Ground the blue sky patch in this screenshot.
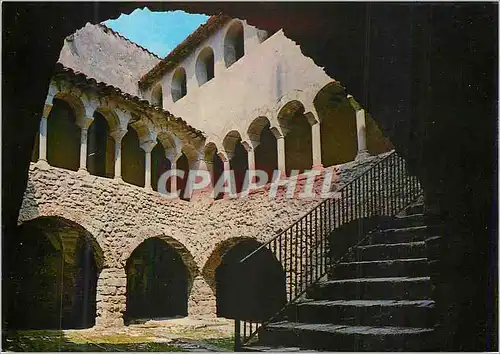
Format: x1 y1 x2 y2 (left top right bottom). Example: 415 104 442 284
105 8 209 57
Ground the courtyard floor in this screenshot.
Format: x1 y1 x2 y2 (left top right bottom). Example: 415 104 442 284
2 317 235 352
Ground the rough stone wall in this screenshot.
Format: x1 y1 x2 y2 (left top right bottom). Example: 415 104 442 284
58 23 160 96
18 152 392 326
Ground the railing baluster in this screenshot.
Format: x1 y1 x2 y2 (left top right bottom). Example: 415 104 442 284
317 205 321 279
294 223 298 298
382 158 386 214
300 218 304 293
311 209 315 282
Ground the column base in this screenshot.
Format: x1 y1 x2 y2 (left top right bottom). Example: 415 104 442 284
114 176 123 182
35 159 50 170
77 168 90 175
355 150 371 161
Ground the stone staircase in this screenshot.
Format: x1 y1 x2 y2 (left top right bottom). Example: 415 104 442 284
242 203 436 351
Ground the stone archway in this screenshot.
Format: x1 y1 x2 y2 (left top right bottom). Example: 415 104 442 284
122 126 145 187
248 116 278 183
5 216 104 330
87 109 115 178
125 237 190 322
203 237 286 321
47 97 82 171
223 130 248 194
278 100 313 176
123 232 199 323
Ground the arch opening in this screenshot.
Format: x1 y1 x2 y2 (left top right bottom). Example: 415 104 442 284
171 67 187 102
223 131 248 194
249 117 278 183
176 152 190 201
122 126 145 187
5 217 102 330
231 139 249 194
314 82 393 166
151 139 171 192
224 21 245 68
47 98 81 171
204 143 224 200
151 83 163 109
125 237 190 323
196 47 215 86
278 101 313 176
87 110 115 178
210 238 286 321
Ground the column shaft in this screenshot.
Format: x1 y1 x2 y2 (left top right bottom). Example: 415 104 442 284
276 136 286 175
170 159 177 194
38 116 48 162
114 140 123 180
247 148 256 183
311 122 322 168
79 128 89 172
355 109 370 160
144 151 152 191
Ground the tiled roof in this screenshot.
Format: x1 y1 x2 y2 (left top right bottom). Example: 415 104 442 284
96 23 161 60
139 14 232 89
53 62 206 139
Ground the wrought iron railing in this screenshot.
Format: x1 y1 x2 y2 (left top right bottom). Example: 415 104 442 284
233 151 422 350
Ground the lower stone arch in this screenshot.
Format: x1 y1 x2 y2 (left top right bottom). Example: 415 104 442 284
5 216 104 330
123 232 199 323
202 237 286 321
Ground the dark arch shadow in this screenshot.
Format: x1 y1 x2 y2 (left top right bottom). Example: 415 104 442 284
5 216 104 330
211 238 286 321
124 237 193 324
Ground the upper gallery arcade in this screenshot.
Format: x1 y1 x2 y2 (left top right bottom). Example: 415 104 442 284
31 15 392 198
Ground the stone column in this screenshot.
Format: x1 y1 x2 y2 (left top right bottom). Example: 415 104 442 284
187 275 217 318
219 152 234 198
276 135 286 176
95 268 127 328
110 128 127 181
166 152 181 196
140 140 157 191
37 104 53 166
355 108 370 160
347 94 370 161
311 122 323 168
243 140 259 184
190 157 213 200
78 117 94 173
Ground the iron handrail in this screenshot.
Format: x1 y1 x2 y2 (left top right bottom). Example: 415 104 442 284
240 150 397 264
234 151 422 350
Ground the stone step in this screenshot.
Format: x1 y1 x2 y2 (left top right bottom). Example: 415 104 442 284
402 203 424 216
367 226 429 245
345 241 427 262
328 258 429 280
392 214 425 228
307 277 431 301
258 321 435 351
287 299 435 328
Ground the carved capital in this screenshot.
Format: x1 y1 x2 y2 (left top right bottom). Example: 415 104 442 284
43 104 53 118
241 139 260 152
110 128 128 142
78 116 94 130
140 140 157 153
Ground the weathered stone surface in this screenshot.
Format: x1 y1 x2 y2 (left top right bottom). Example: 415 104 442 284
18 153 392 326
59 23 160 96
